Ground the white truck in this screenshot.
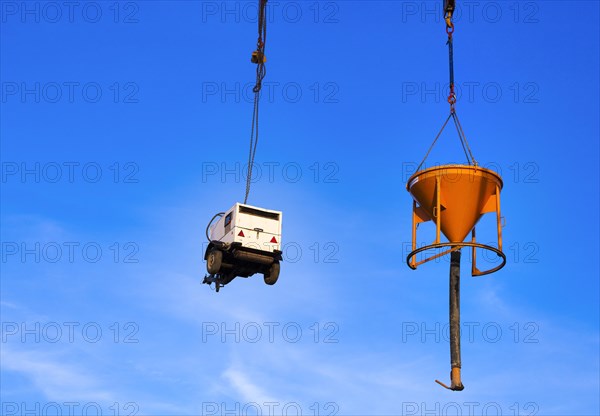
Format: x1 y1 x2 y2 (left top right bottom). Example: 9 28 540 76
203 203 282 291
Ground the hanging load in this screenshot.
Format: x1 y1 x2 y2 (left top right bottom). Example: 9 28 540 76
405 0 506 391
203 204 282 292
203 0 282 292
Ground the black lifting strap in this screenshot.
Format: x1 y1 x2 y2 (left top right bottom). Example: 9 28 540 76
244 0 268 204
445 0 456 111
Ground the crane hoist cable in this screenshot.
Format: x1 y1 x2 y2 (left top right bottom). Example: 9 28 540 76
244 0 268 204
416 0 477 172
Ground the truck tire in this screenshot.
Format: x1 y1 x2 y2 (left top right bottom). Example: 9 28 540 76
207 249 223 274
264 261 280 285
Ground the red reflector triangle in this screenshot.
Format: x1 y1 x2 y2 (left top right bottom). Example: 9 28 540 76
270 237 278 243
238 230 245 237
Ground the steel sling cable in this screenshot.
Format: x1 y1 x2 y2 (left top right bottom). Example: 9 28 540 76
244 0 268 204
417 113 453 172
452 112 477 165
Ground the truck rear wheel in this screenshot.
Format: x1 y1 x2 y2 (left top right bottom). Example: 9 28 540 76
264 261 280 285
207 249 223 274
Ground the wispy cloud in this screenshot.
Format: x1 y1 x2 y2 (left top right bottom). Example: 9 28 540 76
222 366 279 404
1 346 113 403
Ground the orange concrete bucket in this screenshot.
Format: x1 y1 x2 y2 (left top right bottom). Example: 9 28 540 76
406 164 506 276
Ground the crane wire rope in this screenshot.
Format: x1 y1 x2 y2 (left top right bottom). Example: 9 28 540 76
244 0 268 204
204 1 267 249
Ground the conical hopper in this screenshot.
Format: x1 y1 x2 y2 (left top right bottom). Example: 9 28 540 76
407 165 503 243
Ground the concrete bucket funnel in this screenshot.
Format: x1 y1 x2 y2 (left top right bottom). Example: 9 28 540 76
406 164 506 276
407 165 502 243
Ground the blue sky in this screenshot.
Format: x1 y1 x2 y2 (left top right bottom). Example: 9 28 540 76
1 1 599 415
